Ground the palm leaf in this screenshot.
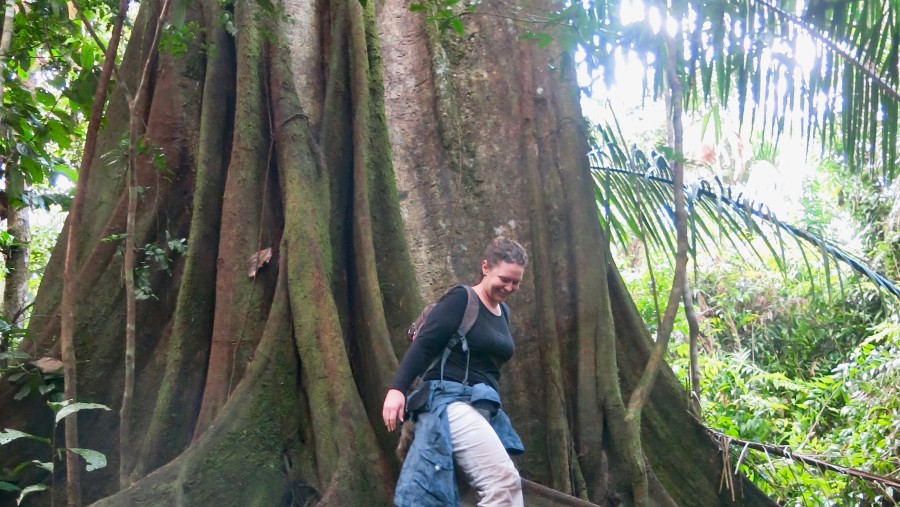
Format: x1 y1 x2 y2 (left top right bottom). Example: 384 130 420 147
592 162 900 299
557 0 900 179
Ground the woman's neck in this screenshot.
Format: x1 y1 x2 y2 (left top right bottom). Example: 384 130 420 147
473 283 501 315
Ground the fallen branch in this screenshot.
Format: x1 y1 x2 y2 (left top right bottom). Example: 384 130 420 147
521 479 602 507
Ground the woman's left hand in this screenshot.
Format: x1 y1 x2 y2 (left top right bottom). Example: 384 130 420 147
382 389 406 432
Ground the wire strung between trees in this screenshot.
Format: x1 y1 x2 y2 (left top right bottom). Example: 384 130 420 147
708 428 900 491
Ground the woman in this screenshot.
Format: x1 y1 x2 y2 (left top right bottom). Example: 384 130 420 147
382 236 528 507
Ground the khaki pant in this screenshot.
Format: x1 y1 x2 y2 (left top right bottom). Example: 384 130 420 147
448 402 524 506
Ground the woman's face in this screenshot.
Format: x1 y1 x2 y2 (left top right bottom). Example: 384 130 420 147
481 260 525 304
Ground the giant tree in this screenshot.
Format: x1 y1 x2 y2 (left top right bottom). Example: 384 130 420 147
0 0 784 504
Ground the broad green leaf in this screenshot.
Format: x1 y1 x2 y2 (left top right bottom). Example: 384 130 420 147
79 45 95 70
0 482 19 492
54 402 111 423
28 461 53 472
0 428 48 446
13 384 31 401
17 484 48 505
0 351 31 360
34 89 56 107
69 448 107 471
46 120 73 148
53 162 78 182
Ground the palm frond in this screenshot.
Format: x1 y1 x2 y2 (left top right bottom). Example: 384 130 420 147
591 159 900 299
563 0 900 179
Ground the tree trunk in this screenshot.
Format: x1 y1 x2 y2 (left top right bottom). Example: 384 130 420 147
0 0 777 505
2 172 29 328
1 0 29 335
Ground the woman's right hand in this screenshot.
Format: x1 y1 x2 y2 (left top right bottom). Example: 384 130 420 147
382 389 406 432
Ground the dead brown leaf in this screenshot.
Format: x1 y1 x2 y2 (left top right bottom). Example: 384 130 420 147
32 357 64 373
247 248 273 278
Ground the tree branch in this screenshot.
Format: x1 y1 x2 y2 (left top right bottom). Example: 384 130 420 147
121 0 173 487
683 277 701 416
57 0 131 500
626 31 689 420
72 0 133 105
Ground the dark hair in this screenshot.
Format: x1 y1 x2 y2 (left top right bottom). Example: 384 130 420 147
483 236 528 268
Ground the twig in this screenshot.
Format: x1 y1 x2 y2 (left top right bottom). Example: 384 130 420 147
11 301 35 325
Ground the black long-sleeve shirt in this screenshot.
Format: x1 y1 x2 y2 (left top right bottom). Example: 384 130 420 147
389 286 515 392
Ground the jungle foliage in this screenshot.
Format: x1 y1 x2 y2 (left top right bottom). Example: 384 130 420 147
2 0 900 504
570 1 900 497
613 167 900 505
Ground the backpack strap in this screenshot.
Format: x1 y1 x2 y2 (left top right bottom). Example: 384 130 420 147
440 285 478 385
457 285 480 340
423 285 479 385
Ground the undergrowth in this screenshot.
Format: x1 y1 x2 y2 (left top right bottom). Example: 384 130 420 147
618 248 900 505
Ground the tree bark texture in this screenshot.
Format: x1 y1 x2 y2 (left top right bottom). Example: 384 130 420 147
0 0 778 505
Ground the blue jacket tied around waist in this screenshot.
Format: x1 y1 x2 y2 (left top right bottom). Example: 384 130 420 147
393 380 524 507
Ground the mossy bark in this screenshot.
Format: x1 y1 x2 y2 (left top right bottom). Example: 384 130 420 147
0 0 779 505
